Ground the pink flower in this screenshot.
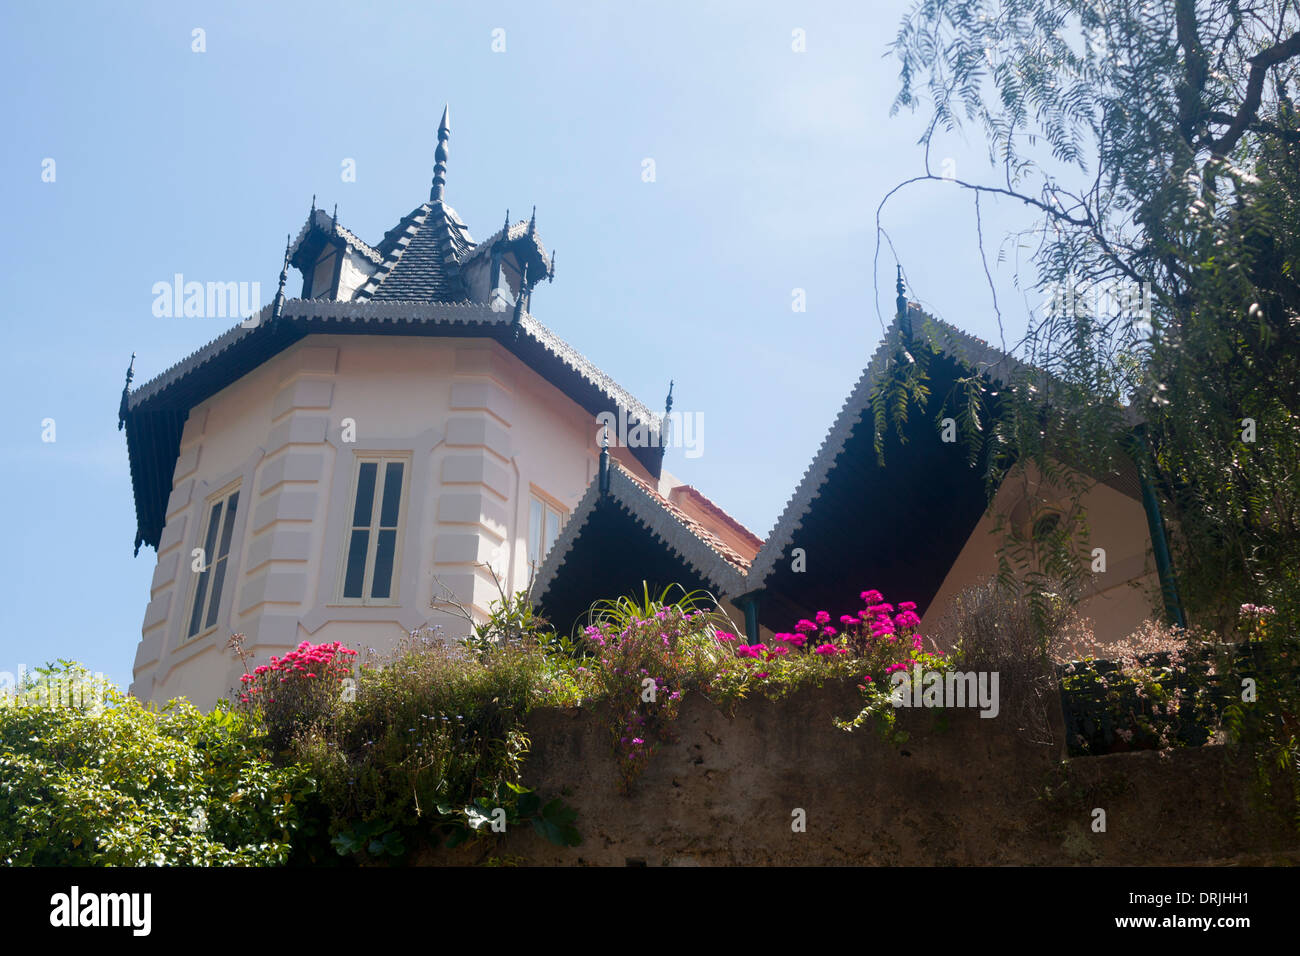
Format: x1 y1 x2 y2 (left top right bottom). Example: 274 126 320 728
794 619 817 634
861 590 883 604
815 611 831 625
814 644 838 656
899 601 917 612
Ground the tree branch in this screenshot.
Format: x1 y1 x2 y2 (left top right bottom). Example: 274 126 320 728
1208 30 1300 153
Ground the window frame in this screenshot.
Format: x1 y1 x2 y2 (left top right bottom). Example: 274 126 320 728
182 481 242 643
336 453 411 606
527 490 567 572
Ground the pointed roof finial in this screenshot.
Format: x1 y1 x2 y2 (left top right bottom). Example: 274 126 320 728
431 104 451 201
311 194 316 215
528 205 537 236
896 264 912 341
331 203 338 227
511 262 530 335
117 352 136 431
662 379 675 448
272 233 291 327
548 249 556 283
599 423 611 496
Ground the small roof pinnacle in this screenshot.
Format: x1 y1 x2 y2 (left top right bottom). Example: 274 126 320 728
431 103 451 201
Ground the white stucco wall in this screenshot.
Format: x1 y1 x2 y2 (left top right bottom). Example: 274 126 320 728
130 335 623 709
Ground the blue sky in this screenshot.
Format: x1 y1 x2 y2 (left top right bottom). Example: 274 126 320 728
0 1 1044 694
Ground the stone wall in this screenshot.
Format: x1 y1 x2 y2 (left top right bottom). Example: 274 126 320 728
417 679 1300 865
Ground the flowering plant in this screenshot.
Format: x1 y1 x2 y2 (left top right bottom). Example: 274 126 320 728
708 589 948 741
576 585 733 790
234 639 359 750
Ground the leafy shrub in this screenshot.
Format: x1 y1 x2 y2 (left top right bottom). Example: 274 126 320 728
238 629 579 860
0 663 310 866
1218 605 1300 827
937 577 1084 744
1059 619 1210 754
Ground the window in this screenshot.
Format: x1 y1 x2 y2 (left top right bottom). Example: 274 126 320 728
340 457 408 603
187 486 240 639
528 494 565 570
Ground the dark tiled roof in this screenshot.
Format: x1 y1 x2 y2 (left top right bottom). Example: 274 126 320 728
357 201 476 302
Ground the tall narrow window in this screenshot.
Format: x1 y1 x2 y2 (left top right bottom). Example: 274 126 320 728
340 456 408 603
528 494 565 570
187 486 240 639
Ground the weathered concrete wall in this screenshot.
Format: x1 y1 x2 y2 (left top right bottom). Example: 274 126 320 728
418 679 1300 866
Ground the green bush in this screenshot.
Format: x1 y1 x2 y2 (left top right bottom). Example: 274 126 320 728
0 663 312 866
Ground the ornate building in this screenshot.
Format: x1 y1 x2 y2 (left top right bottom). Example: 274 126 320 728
120 108 755 707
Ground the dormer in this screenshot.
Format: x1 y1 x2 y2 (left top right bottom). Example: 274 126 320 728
460 207 554 310
287 204 383 302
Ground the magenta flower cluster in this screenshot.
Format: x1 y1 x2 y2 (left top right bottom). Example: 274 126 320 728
237 639 358 705
716 588 936 690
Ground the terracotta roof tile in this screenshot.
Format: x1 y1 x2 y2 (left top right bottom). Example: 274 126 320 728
618 467 752 575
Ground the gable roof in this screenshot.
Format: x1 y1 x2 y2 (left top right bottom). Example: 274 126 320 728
747 307 1013 591
531 464 752 634
288 207 384 269
122 301 665 553
743 306 1147 630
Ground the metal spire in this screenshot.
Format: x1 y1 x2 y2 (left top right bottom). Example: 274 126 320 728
662 379 675 449
272 234 291 327
511 261 530 337
599 424 611 496
548 249 556 283
331 203 338 228
896 264 910 338
528 205 537 236
431 104 451 201
117 352 136 431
